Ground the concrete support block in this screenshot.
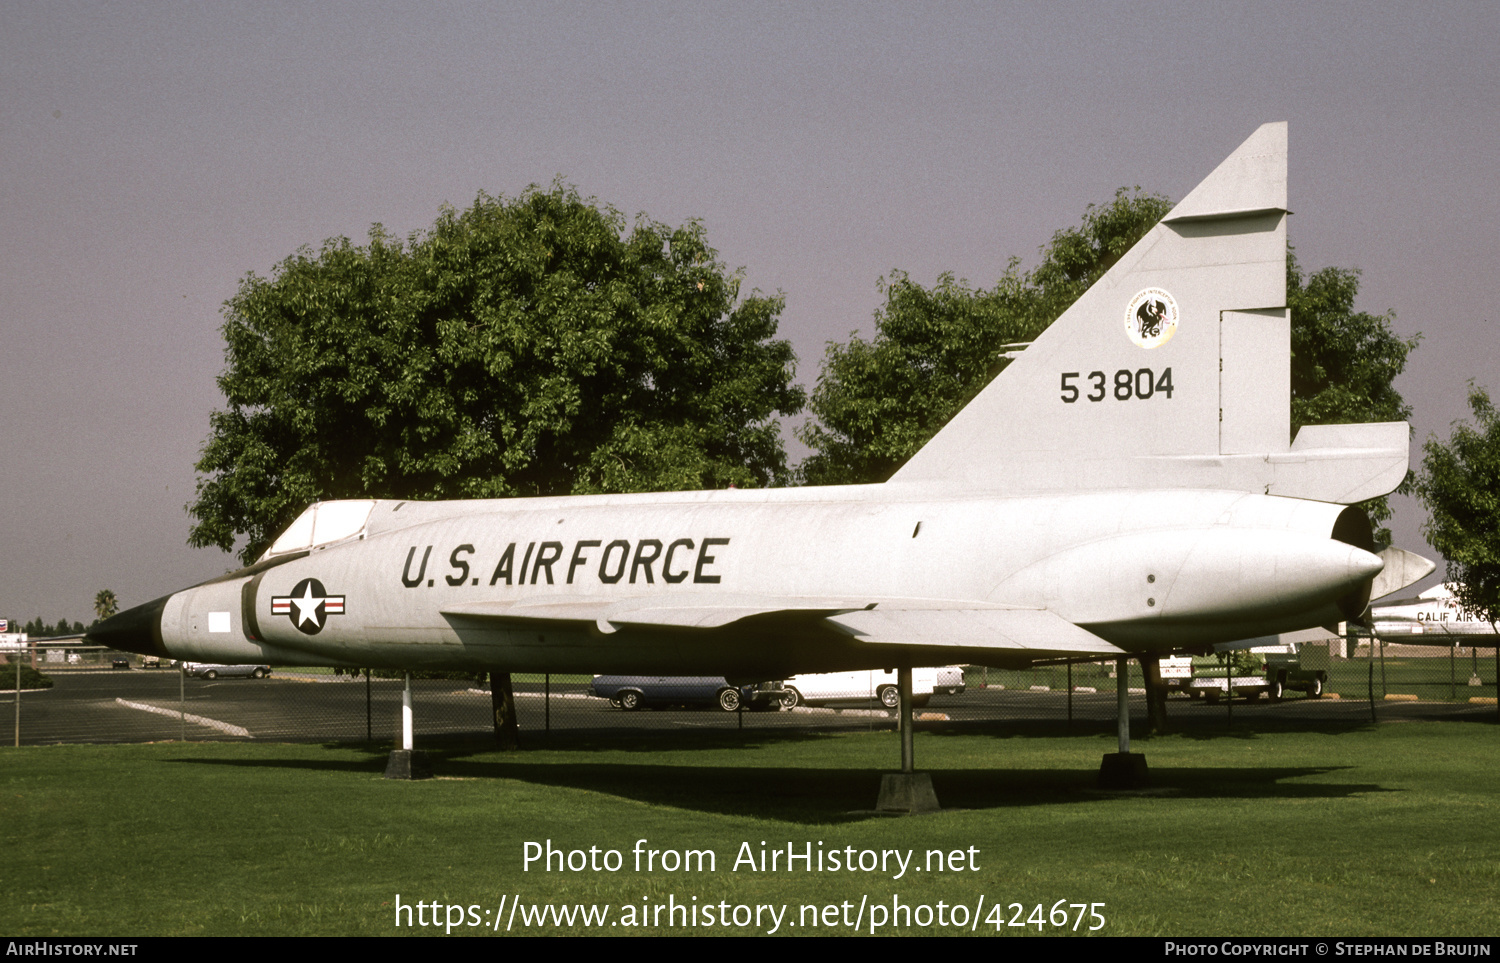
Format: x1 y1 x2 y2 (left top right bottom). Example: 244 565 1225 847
876 772 940 813
384 749 432 780
1098 752 1149 789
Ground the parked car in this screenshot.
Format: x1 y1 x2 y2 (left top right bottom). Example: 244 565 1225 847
589 675 787 712
781 668 937 709
182 662 271 680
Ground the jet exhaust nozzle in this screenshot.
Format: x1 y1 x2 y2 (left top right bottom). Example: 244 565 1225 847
1331 506 1380 622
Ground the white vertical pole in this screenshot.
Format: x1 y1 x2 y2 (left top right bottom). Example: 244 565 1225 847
402 673 414 751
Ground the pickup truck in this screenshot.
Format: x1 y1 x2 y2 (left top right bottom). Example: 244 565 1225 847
1161 644 1327 701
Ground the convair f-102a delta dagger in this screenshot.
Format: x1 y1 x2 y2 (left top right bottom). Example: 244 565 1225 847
91 124 1412 702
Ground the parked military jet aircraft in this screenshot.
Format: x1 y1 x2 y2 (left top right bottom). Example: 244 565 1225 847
1372 584 1498 640
90 123 1412 681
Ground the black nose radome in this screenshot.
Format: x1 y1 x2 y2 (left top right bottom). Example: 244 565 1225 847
85 595 170 657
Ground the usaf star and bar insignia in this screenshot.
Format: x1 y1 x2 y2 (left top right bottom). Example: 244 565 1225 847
270 578 346 635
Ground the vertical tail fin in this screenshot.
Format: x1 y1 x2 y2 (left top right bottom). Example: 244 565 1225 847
891 123 1299 491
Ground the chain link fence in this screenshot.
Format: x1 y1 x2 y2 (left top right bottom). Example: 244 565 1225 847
3 640 1497 748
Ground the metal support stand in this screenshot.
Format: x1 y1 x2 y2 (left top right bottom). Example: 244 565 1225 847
899 665 914 773
1099 656 1148 788
402 674 413 750
1225 651 1234 728
1117 656 1129 753
385 673 431 779
490 671 520 750
876 666 939 813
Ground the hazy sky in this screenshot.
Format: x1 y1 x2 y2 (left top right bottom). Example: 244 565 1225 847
2 2 1496 622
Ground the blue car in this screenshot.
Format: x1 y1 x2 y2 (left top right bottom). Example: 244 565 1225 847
589 675 787 712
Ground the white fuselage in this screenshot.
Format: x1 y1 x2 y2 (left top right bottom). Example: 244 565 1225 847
154 484 1379 677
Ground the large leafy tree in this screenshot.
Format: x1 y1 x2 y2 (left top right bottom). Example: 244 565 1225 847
797 188 1174 486
795 269 1040 486
1417 386 1500 627
190 183 804 565
1288 252 1420 543
798 192 1419 544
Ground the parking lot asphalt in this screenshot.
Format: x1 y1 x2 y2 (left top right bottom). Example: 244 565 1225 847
1 669 1494 747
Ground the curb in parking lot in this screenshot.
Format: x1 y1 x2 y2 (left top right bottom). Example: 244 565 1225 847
115 698 252 738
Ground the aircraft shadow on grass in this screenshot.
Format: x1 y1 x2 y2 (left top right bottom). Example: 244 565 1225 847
165 745 1392 823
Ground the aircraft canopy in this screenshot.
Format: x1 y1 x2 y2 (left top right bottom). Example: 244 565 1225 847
264 500 375 558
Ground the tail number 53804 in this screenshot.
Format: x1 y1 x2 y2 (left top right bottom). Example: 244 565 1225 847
1060 369 1173 403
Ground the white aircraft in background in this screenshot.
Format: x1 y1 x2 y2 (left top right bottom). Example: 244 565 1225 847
90 123 1422 682
1372 584 1498 640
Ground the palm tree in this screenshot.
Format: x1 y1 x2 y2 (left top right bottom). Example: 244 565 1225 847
93 590 118 622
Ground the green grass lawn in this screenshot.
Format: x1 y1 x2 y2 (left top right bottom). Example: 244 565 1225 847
3 722 1498 936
